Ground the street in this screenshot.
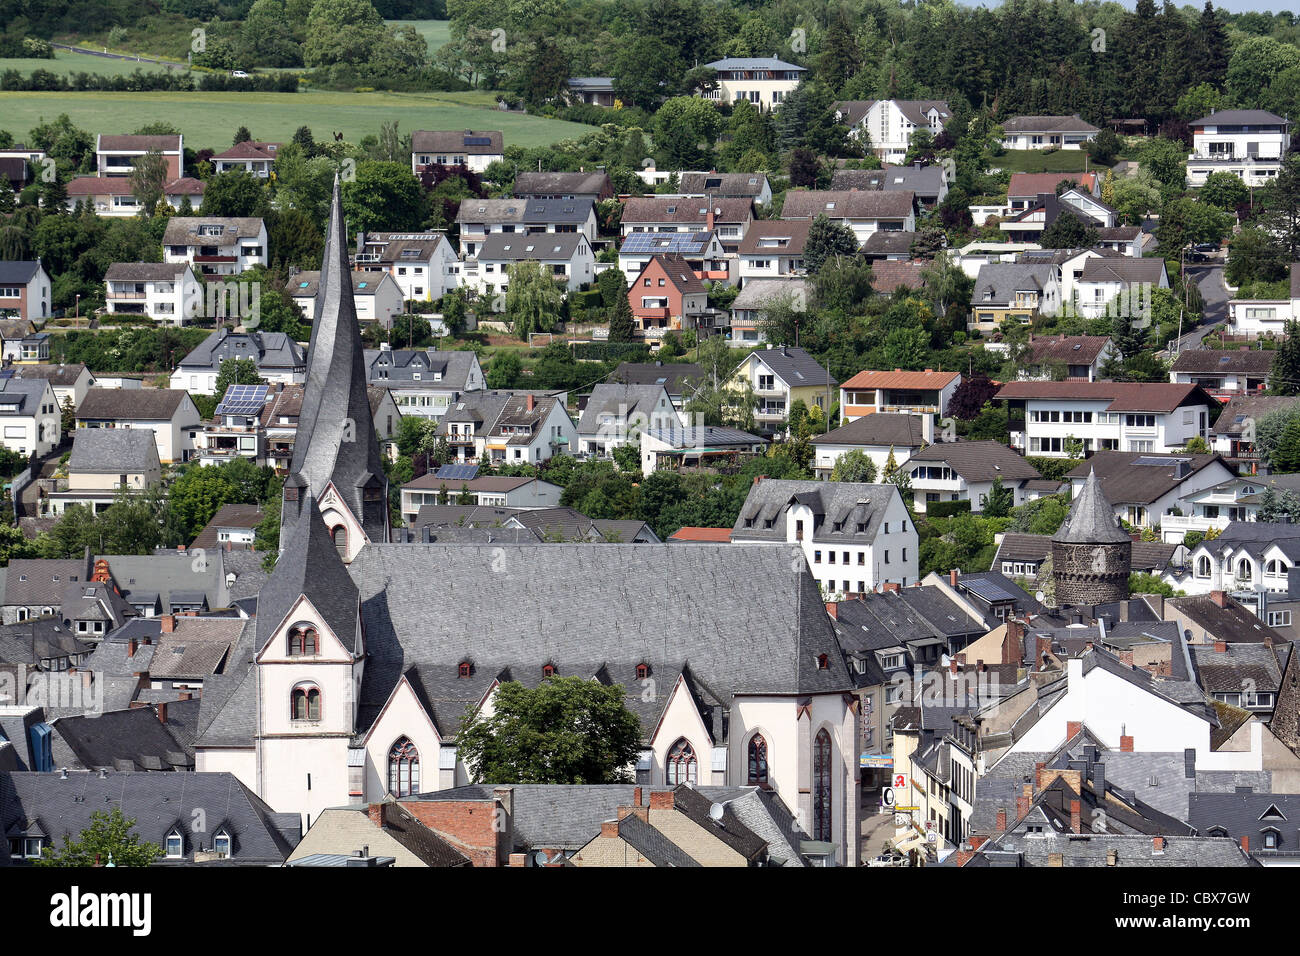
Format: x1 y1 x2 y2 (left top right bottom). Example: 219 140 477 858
1169 262 1228 356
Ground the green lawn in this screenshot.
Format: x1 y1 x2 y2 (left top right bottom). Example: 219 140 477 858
1 48 186 78
0 89 590 152
992 149 1108 174
387 19 453 52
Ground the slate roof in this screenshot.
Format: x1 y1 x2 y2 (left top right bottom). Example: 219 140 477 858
621 197 754 225
512 171 612 197
877 164 946 197
1053 470 1129 543
907 440 1042 483
176 329 306 374
1078 256 1167 284
1172 349 1275 375
103 262 188 282
0 619 91 666
1212 395 1300 436
994 381 1218 413
1001 114 1100 134
677 172 768 199
1189 109 1288 126
576 383 671 434
457 196 594 225
0 770 299 864
731 479 898 545
1187 791 1300 856
411 130 503 155
704 57 807 71
781 190 915 220
2 559 89 608
643 425 765 448
730 278 809 311
162 217 264 246
608 362 704 398
475 233 588 262
1026 335 1111 366
811 413 929 448
1189 642 1284 696
76 388 193 421
68 428 159 475
50 700 199 771
11 364 89 390
190 503 266 552
1064 451 1228 506
745 346 837 388
0 261 41 285
1168 595 1284 646
0 377 51 416
365 348 479 390
971 263 1055 304
97 134 181 152
996 533 1176 573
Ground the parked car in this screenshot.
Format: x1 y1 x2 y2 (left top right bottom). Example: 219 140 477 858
1192 242 1220 254
232 70 250 78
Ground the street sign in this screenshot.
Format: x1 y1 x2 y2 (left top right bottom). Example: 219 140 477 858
926 830 937 844
893 773 909 792
860 754 894 769
881 788 896 808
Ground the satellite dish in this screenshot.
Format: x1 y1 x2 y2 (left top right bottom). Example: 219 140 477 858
1035 591 1046 603
708 802 725 824
533 850 548 866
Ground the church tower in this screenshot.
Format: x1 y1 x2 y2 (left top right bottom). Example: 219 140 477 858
280 175 389 561
1052 469 1132 607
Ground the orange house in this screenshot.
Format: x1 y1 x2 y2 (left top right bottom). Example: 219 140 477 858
628 255 710 334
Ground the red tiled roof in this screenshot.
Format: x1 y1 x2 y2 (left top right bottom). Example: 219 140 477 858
994 380 1218 413
668 527 733 542
869 259 927 293
1007 171 1098 198
842 368 960 390
212 141 279 161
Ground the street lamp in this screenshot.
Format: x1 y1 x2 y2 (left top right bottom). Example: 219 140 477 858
75 294 80 327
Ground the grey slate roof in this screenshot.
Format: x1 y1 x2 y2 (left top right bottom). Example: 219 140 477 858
781 189 915 220
162 217 264 246
1053 470 1129 543
175 329 306 374
68 427 159 475
0 377 51 416
1189 109 1288 126
1001 114 1100 134
731 478 898 545
746 346 837 389
258 503 359 656
411 130 503 155
967 831 1253 867
1172 349 1275 375
972 263 1055 305
365 348 479 390
677 172 768 199
512 171 611 198
76 388 193 422
608 362 704 399
811 413 928 448
610 812 702 866
103 262 188 282
577 383 671 435
50 700 199 771
1188 791 1300 856
457 196 594 225
475 233 588 262
2 559 89 608
908 440 1042 483
0 261 41 284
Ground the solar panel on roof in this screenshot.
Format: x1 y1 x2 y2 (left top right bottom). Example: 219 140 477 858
1132 456 1181 467
963 578 1017 602
217 382 270 415
464 137 493 146
435 464 479 481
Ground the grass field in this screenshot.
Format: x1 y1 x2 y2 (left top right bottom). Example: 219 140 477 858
992 149 1108 174
387 19 453 52
1 48 185 77
0 89 591 152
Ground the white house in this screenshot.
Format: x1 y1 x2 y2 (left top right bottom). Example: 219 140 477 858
995 381 1217 457
1074 257 1170 320
834 100 952 164
1160 475 1300 546
456 197 598 257
906 440 1044 514
398 475 563 523
291 270 404 327
575 382 677 457
480 392 576 466
44 427 162 516
411 130 503 174
75 388 203 465
64 176 205 217
169 329 307 395
0 376 60 457
1018 334 1117 382
1170 349 1273 398
103 262 197 325
731 478 919 593
999 115 1100 151
1016 248 1117 309
729 277 807 346
1180 522 1300 595
163 217 268 277
95 133 183 178
810 413 931 480
780 189 916 242
9 364 95 412
999 187 1118 243
699 58 807 111
364 347 485 421
353 231 460 303
210 141 279 178
1226 266 1300 337
1063 450 1236 531
619 198 755 255
1187 110 1291 187
639 425 767 476
838 368 961 422
737 220 811 282
617 231 729 286
461 233 595 295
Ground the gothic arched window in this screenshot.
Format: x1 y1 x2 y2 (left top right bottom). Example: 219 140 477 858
747 734 769 788
813 729 833 842
332 524 348 558
666 738 697 786
288 625 318 657
388 737 420 797
291 684 321 721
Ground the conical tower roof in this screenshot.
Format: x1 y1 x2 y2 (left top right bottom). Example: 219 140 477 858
1052 469 1130 544
281 175 388 549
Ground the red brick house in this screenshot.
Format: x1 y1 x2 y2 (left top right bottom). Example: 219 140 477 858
628 255 709 335
0 260 51 322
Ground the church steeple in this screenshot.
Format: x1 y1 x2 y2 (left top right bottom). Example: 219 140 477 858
280 175 389 555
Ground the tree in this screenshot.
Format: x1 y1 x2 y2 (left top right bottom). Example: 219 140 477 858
1156 197 1231 252
303 0 387 67
456 676 643 784
35 807 161 867
980 476 1014 517
1198 171 1249 213
1258 156 1300 261
804 215 859 273
485 350 522 389
652 97 723 169
882 447 911 502
948 374 999 420
1272 418 1300 474
213 358 263 399
607 291 635 343
1272 321 1300 396
341 161 427 233
1039 211 1098 249
1137 137 1188 200
201 169 267 218
1086 127 1120 166
129 150 170 217
504 261 563 340
830 449 877 483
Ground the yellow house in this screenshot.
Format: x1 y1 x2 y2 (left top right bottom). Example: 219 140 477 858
731 346 838 429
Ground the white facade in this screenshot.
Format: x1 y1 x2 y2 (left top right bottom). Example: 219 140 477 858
163 221 268 277
0 378 60 457
790 490 917 593
1187 112 1290 187
1013 399 1210 457
460 236 596 295
1227 298 1297 338
104 266 197 325
841 100 950 164
699 59 806 111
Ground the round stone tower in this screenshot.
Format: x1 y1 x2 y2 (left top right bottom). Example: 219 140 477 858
1052 469 1132 607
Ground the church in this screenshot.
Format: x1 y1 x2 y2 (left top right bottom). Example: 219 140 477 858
193 180 863 865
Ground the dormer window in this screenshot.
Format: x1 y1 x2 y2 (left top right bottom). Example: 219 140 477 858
458 660 472 678
817 653 830 670
212 829 232 858
542 663 556 678
166 828 184 859
636 662 650 680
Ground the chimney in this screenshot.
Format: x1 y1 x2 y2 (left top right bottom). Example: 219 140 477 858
649 790 675 810
1119 650 1134 666
883 582 900 593
1016 783 1032 818
949 569 958 587
949 658 958 676
1241 835 1249 852
1214 640 1227 653
1211 590 1227 608
157 701 168 724
633 787 642 807
367 803 383 828
1093 762 1105 796
1070 799 1081 834
600 820 619 839
1036 635 1052 667
706 207 715 231
1120 735 1134 752
526 393 535 412
127 639 137 658
995 808 1007 832
825 601 838 620
180 692 193 701
1003 620 1023 664
1047 852 1063 867
160 615 175 633
1152 836 1165 854
1066 720 1082 741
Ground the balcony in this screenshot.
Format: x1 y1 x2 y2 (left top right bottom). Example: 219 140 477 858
106 290 147 300
635 307 670 320
193 255 237 263
1159 512 1230 544
447 434 475 445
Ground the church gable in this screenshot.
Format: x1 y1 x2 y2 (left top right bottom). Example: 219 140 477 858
256 593 357 664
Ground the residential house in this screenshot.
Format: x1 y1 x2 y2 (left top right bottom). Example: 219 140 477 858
0 377 60 458
1165 474 1300 545
563 77 615 107
1006 171 1101 214
737 220 811 282
363 347 484 420
288 804 470 867
404 502 657 545
194 382 272 468
838 368 961 423
1179 523 1300 598
868 260 928 295
352 230 460 303
617 231 729 287
852 162 949 209
638 425 767 476
1225 265 1300 337
1171 349 1273 401
210 140 279 177
729 277 807 345
1187 109 1291 187
480 392 575 466
699 57 807 111
860 231 917 261
103 262 197 325
1016 247 1120 307
952 240 1042 278
1 558 90 625
0 261 50 322
162 217 268 277
995 381 1217 457
731 346 837 430
42 427 160 516
999 115 1100 150
461 233 595 294
1209 394 1300 473
780 189 916 242
411 130 504 174
63 176 205 217
169 329 307 395
677 172 772 207
1019 334 1117 382
968 263 1061 332
1095 226 1146 258
1158 591 1287 648
576 382 677 457
1188 792 1300 861
191 503 266 552
399 475 563 523
9 364 94 412
627 255 711 337
290 269 404 327
731 478 918 593
907 440 1044 514
95 134 183 179
607 362 704 415
512 170 613 203
992 533 1178 582
2 328 49 364
1074 257 1170 320
1000 187 1118 242
811 413 932 480
47 698 200 771
834 100 952 164
1063 450 1236 531
619 198 754 254
75 388 203 465
243 382 403 474
457 197 598 257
